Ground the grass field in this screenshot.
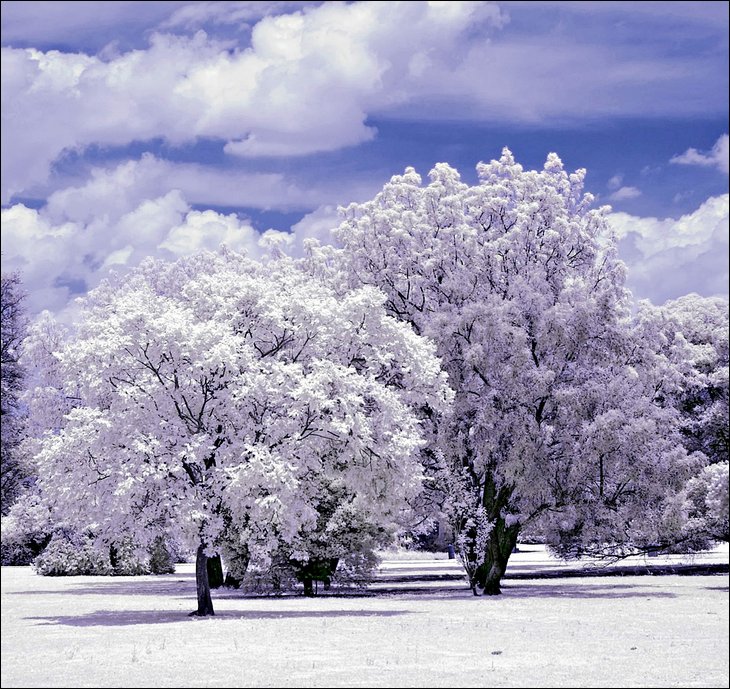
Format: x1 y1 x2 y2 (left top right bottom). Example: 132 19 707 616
1 549 728 688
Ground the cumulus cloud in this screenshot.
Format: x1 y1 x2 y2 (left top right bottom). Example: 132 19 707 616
608 186 642 201
286 205 343 255
41 154 333 219
670 134 729 175
0 159 286 320
609 194 729 304
0 195 277 320
1 2 505 200
159 208 263 256
0 156 348 319
5 0 726 201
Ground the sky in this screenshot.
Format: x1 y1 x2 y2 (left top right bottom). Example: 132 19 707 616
1 0 728 319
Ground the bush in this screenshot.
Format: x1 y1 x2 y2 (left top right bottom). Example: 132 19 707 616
34 531 113 576
0 492 53 565
108 538 150 576
148 537 176 574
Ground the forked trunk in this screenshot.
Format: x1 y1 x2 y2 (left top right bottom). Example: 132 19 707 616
190 543 215 616
459 475 520 596
473 520 520 595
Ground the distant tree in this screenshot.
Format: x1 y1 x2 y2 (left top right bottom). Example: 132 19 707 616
681 462 729 543
30 250 450 614
649 295 728 465
336 149 702 594
632 295 729 547
1 272 28 514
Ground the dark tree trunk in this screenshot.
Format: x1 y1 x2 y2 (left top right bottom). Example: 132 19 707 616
206 554 224 589
294 556 339 596
473 520 520 595
190 543 215 616
458 474 520 596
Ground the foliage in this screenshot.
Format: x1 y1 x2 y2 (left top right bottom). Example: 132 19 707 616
680 461 729 543
148 536 177 575
1 272 28 514
28 250 450 603
33 530 114 576
335 149 702 592
635 295 728 465
0 491 53 565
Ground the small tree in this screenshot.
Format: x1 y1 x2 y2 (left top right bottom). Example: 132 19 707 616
32 250 450 614
336 150 702 594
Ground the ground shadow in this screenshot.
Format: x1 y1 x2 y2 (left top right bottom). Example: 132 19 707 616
499 583 677 599
373 582 682 601
8 575 195 598
10 579 688 602
27 608 411 627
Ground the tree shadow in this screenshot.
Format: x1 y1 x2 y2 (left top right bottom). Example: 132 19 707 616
371 582 682 601
7 575 196 598
499 583 677 599
27 608 411 627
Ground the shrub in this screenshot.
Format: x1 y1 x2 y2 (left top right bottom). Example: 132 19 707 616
33 531 113 576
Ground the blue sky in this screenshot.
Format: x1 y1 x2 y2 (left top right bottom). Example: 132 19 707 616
1 0 728 318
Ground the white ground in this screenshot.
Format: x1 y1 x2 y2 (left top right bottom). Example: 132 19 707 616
1 546 728 688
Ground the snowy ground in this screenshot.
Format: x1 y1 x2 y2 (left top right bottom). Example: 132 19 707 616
1 546 728 688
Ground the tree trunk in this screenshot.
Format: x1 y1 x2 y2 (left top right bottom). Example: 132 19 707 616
190 543 215 616
206 554 224 589
473 520 520 595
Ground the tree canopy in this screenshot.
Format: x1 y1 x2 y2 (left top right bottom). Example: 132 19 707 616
335 149 705 593
30 250 450 613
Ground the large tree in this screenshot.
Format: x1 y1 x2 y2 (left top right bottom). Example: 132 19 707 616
31 250 450 614
1 272 28 514
336 149 702 594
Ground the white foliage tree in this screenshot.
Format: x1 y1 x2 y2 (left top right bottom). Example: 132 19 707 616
633 295 729 545
31 249 450 614
650 295 727 465
336 149 703 594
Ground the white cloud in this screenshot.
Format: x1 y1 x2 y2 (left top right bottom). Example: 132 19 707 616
608 186 642 201
286 205 342 255
1 2 505 200
609 194 729 304
0 158 348 319
0 194 272 319
7 0 725 201
607 174 623 190
160 1 314 30
41 154 340 220
670 134 729 175
159 209 262 256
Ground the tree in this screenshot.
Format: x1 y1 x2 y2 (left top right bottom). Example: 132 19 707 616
1 272 28 514
646 295 728 465
632 295 729 547
32 249 450 614
336 149 702 594
681 462 729 543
